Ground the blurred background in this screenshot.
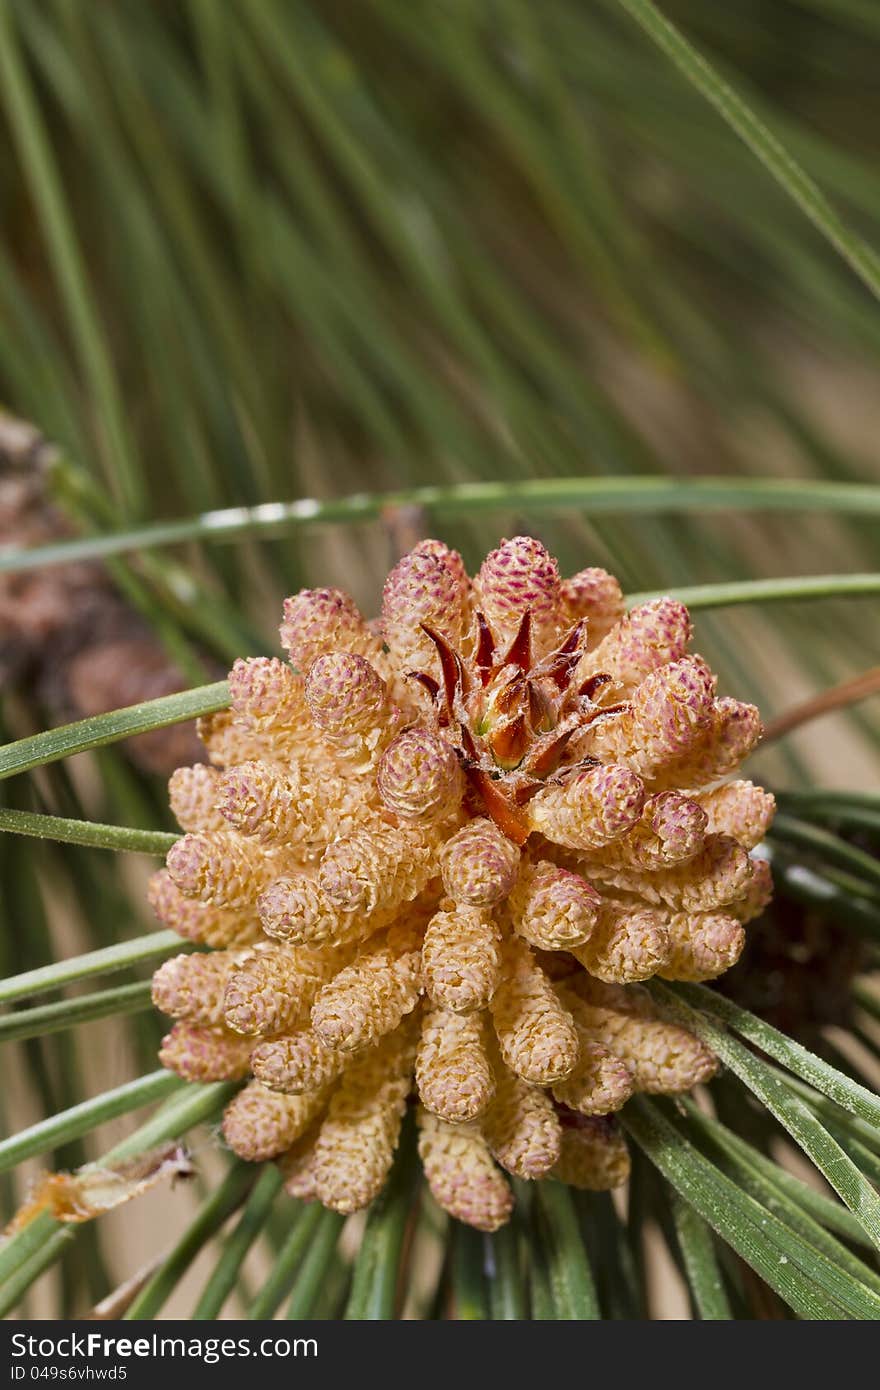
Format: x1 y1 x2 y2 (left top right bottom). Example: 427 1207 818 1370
0 0 878 1315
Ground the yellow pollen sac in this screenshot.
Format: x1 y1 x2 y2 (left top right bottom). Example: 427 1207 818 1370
168 765 225 832
561 986 717 1093
578 834 754 916
600 792 708 872
703 699 764 775
147 870 262 948
490 937 580 1085
559 567 625 648
251 1028 346 1094
150 536 770 1226
527 764 645 852
474 536 561 655
576 597 692 690
417 1109 513 1232
159 1022 253 1083
422 907 502 1013
648 835 755 914
166 831 279 910
507 859 600 951
318 824 440 916
377 727 463 823
480 1064 561 1178
280 587 385 673
305 653 386 750
258 875 342 947
440 818 520 906
415 1006 495 1123
654 698 763 790
381 541 471 682
222 946 304 1037
310 1023 417 1214
257 873 407 949
217 759 298 842
552 1118 631 1190
572 901 671 983
151 950 241 1026
222 1082 331 1162
223 942 345 1037
660 911 746 981
228 656 308 734
311 922 423 1052
578 658 716 778
696 781 776 849
218 758 364 850
551 1043 634 1116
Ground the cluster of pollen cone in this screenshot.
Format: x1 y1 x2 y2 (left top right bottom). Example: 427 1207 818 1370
149 537 774 1231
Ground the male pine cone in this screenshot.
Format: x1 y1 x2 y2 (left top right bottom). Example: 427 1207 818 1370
150 536 773 1231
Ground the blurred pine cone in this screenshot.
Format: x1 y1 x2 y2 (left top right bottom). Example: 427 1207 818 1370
0 412 204 774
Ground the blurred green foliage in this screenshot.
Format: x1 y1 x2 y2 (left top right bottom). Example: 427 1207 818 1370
0 1 876 722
